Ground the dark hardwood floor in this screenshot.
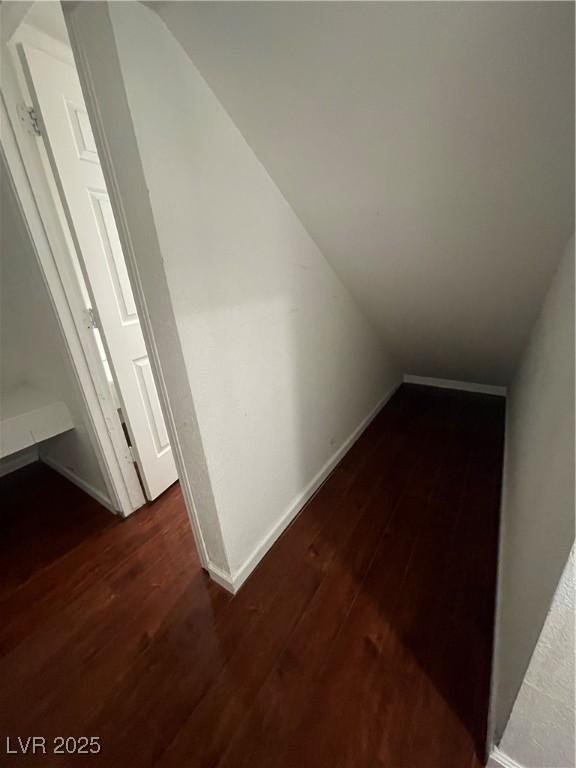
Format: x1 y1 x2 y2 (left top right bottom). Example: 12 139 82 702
0 384 505 768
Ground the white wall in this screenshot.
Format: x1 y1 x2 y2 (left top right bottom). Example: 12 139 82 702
67 1 399 587
496 549 574 768
1 163 111 502
491 237 575 744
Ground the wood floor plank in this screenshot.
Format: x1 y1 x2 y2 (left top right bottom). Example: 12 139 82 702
166 432 413 768
212 391 441 768
268 390 467 768
376 396 479 767
104 402 413 768
0 384 505 768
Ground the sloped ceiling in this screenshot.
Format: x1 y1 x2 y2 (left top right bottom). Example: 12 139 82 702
153 1 574 385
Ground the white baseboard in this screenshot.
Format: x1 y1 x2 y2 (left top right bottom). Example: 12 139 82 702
0 446 39 478
206 562 236 593
210 380 402 594
403 374 507 397
40 454 117 514
487 747 524 768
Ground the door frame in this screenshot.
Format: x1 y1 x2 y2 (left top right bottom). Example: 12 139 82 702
63 5 211 570
1 21 145 516
21 37 179 501
4 10 211 571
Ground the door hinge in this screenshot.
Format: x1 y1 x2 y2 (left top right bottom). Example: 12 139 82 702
18 104 42 137
84 306 100 329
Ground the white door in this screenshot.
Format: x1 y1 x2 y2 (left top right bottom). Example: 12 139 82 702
21 43 178 500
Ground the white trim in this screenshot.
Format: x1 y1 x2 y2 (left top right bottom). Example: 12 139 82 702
1 25 145 516
206 563 236 593
487 747 525 768
0 446 39 478
403 374 507 397
40 454 117 514
64 6 211 568
217 381 401 593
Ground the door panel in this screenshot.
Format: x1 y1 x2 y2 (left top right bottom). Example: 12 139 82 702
133 357 172 455
22 43 178 500
66 98 99 162
89 192 138 323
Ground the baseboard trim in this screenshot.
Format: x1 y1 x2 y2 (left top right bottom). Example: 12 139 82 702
487 747 524 768
212 380 402 594
0 446 39 478
206 562 236 593
40 455 117 514
403 374 507 397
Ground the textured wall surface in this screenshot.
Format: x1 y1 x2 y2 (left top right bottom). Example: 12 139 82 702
491 237 575 740
499 549 575 768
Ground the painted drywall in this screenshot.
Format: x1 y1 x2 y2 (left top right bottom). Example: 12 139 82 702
78 1 399 581
0 163 110 500
497 549 575 768
491 236 575 743
154 1 575 386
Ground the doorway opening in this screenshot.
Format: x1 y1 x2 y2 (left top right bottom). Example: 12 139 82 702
2 3 180 514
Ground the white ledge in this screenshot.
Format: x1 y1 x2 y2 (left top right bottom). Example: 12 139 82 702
0 384 74 459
